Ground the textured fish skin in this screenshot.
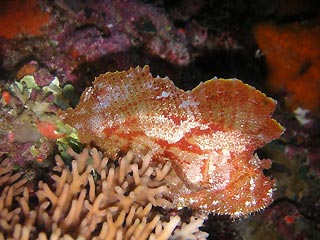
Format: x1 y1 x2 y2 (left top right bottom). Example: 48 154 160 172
62 65 284 217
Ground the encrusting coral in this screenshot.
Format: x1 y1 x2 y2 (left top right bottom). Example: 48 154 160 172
0 147 208 239
63 65 284 217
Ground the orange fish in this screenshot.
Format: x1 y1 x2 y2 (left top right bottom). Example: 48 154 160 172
62 66 284 217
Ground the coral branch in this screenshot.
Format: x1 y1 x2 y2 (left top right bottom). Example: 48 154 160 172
0 148 207 239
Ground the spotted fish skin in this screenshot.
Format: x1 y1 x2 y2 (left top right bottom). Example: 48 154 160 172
62 65 284 217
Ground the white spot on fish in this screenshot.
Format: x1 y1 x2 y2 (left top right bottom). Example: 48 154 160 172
156 91 170 99
179 99 199 108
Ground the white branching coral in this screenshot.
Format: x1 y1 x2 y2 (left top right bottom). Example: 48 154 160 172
0 148 208 239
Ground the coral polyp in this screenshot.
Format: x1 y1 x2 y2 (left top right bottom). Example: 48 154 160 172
62 65 284 217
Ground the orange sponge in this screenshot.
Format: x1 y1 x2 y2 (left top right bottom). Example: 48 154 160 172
253 23 320 111
0 0 50 39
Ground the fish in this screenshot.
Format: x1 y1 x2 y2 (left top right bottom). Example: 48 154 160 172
62 65 284 217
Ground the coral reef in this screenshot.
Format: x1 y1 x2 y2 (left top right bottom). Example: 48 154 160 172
1 1 319 239
62 65 284 217
0 0 194 86
0 75 78 166
233 200 319 239
0 147 208 239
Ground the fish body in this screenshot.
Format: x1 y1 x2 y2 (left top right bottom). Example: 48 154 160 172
62 66 284 217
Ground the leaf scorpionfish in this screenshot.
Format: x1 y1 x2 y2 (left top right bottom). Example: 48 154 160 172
62 65 284 217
